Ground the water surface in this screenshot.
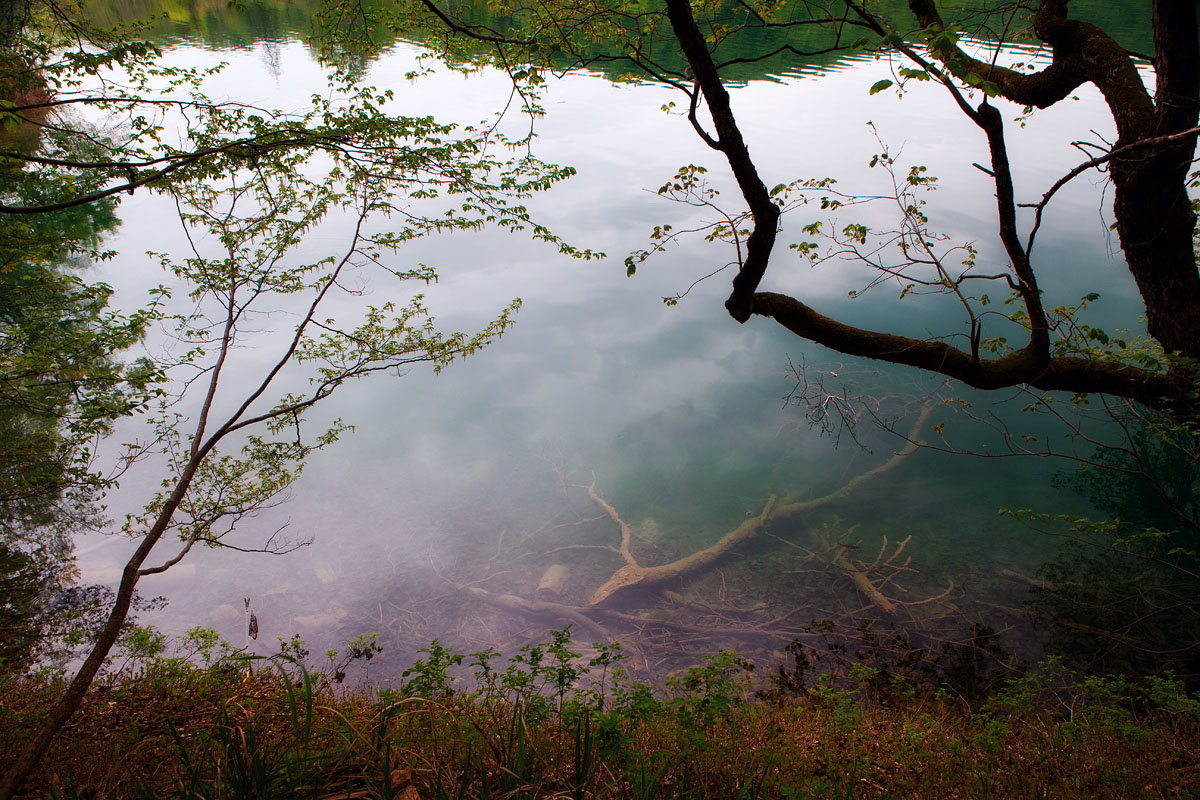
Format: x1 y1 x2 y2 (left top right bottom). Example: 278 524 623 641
72 2 1157 679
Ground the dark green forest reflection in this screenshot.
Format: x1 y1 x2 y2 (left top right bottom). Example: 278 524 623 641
1030 419 1200 682
84 0 319 46
85 0 1157 81
0 144 160 670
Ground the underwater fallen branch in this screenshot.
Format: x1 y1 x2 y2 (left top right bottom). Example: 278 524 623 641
452 406 956 670
465 587 809 645
999 569 1046 588
829 542 900 615
464 587 614 643
809 527 956 616
587 405 934 606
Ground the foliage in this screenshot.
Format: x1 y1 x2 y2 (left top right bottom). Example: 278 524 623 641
0 134 164 672
1018 519 1200 685
0 628 1197 799
1055 417 1200 537
993 407 1200 686
770 618 1015 709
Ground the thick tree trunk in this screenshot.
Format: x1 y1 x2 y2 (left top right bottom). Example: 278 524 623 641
1113 0 1200 363
1111 154 1200 362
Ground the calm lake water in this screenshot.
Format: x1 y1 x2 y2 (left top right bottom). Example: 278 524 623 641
73 1 1158 678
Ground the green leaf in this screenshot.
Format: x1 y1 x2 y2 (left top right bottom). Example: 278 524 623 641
869 79 894 95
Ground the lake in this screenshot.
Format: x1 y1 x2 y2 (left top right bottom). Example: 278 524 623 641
72 0 1159 681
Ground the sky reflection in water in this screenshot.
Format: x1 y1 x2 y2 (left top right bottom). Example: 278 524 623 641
74 29 1149 677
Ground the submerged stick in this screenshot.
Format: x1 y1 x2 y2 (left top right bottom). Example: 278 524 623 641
828 546 899 615
583 478 638 567
999 569 1044 588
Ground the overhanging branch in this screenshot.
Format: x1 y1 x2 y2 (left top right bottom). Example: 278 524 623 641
751 291 1186 409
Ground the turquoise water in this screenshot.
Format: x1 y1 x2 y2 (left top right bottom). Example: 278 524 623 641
69 4 1158 677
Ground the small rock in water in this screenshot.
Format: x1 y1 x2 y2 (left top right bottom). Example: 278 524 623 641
536 564 570 600
294 607 348 629
209 603 241 627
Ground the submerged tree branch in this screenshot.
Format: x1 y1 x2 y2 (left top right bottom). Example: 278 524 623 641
586 406 931 606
